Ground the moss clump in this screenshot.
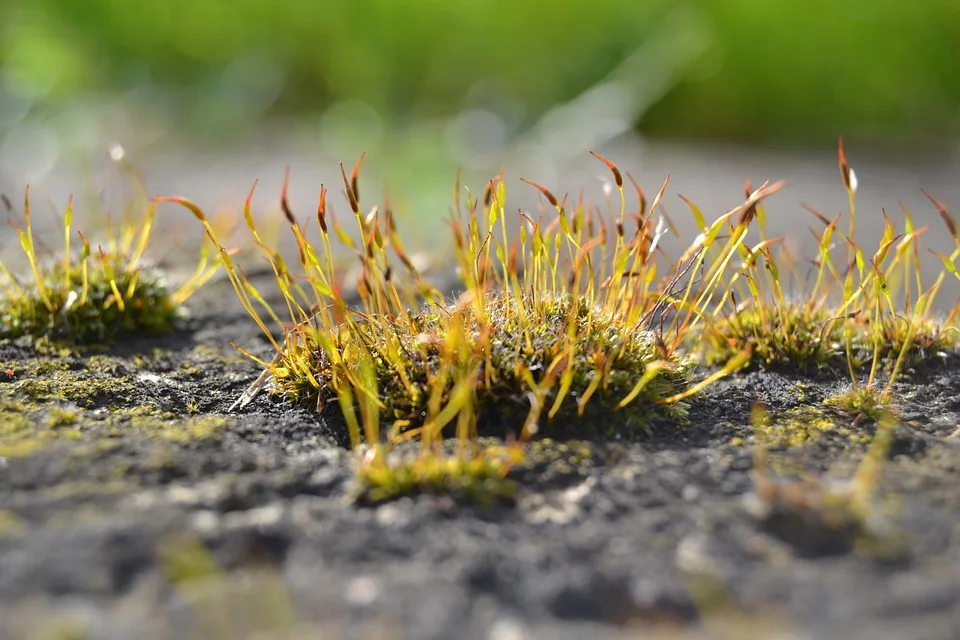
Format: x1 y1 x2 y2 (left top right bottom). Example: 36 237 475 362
168 155 775 503
703 303 844 371
0 258 180 344
0 188 217 346
824 386 892 423
47 406 79 428
353 445 519 506
123 414 230 443
275 292 693 439
752 405 843 448
14 373 140 409
703 301 957 373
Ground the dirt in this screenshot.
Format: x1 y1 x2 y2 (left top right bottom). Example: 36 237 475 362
1 273 960 640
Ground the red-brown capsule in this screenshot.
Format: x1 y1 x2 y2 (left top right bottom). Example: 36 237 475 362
838 136 853 191
589 150 623 188
627 173 646 221
340 163 359 214
484 180 494 208
923 189 958 241
280 167 297 225
316 185 328 234
520 178 558 207
350 152 365 204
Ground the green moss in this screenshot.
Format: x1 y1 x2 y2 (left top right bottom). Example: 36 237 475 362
0 256 181 345
277 292 693 439
751 401 882 450
125 415 230 443
32 359 72 375
0 406 33 436
752 405 843 448
180 363 204 378
702 302 957 372
703 303 848 371
824 386 892 423
0 415 52 459
0 351 232 460
353 445 519 506
15 373 140 409
0 510 27 537
47 406 79 428
518 438 597 479
85 354 128 375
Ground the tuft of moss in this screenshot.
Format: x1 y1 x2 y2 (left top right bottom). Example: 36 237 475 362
274 292 694 439
752 405 842 448
703 302 843 371
172 155 764 455
0 186 218 346
824 386 892 424
353 445 519 506
1 258 180 344
703 301 958 373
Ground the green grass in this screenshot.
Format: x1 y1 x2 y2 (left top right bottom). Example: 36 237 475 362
4 1 960 145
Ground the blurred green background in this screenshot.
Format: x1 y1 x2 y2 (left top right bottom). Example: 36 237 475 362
3 0 959 149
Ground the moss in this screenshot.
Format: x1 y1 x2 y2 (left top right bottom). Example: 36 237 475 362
751 402 881 451
0 258 181 345
752 405 843 448
125 415 230 443
0 351 232 459
517 438 597 480
32 359 73 375
15 373 140 409
0 510 27 537
353 445 519 506
0 406 33 436
85 354 129 375
702 301 958 373
180 363 204 378
190 343 248 364
824 386 892 423
277 292 693 440
0 402 51 458
0 430 53 459
47 406 79 428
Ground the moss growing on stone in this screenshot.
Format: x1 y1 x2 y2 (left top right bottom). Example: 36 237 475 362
353 444 520 506
273 292 695 440
0 188 217 346
702 301 957 373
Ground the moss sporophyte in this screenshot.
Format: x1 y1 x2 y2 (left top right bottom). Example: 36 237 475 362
0 187 220 345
